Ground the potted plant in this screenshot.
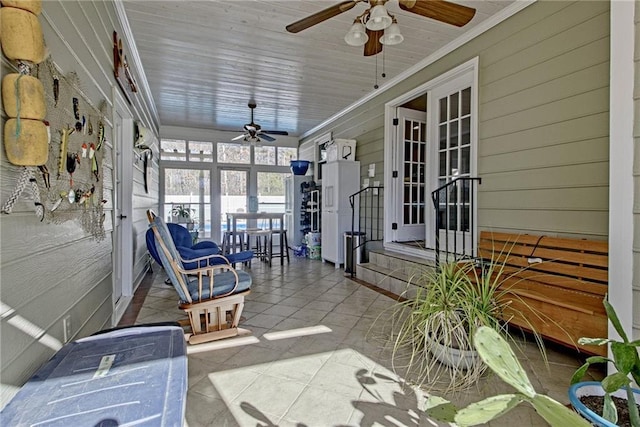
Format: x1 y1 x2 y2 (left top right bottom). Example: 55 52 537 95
171 205 195 230
425 326 591 426
387 258 537 393
569 298 640 427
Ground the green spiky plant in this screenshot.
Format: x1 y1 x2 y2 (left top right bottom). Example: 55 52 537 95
426 326 591 426
570 298 640 426
387 256 543 393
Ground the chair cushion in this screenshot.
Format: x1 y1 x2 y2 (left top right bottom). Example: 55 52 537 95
192 240 220 253
186 270 252 301
151 217 191 302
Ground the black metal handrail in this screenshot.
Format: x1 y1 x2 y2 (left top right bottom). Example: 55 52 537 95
431 177 481 268
348 186 384 278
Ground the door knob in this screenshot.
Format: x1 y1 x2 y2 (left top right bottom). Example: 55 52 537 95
118 214 127 219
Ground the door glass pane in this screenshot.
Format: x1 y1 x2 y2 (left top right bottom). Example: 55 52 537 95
450 92 459 120
461 117 471 145
220 170 247 235
449 121 459 148
461 87 471 116
257 172 286 213
439 98 447 123
439 153 446 176
439 124 447 149
164 168 211 238
461 147 470 174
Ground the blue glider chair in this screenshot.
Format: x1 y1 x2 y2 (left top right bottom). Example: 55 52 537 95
146 221 253 270
147 210 252 344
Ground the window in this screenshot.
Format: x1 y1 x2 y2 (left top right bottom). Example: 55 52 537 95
255 146 297 166
163 168 211 238
217 143 250 164
160 137 296 241
160 139 187 161
278 147 297 165
255 146 276 165
188 141 213 162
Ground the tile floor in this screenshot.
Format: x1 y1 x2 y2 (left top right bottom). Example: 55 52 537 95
123 257 603 427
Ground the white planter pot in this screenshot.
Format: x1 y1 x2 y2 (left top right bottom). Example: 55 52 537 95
427 336 481 370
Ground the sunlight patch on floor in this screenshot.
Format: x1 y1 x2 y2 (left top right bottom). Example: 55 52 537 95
263 325 332 341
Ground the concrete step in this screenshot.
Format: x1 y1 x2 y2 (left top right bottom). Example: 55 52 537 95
356 249 436 299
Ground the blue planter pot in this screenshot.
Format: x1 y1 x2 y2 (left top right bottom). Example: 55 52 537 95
569 381 640 427
290 160 310 175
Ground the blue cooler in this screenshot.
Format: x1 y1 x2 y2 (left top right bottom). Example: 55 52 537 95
1 325 187 426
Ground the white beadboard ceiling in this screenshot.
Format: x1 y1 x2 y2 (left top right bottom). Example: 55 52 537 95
122 0 514 138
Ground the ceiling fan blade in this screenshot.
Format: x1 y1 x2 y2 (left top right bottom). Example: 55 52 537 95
262 130 289 136
259 134 276 142
398 0 476 27
286 0 359 33
231 134 246 141
364 29 383 56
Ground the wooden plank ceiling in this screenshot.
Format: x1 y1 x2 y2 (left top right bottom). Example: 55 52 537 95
122 0 513 138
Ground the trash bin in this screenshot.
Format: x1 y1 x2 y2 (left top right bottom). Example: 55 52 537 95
0 325 187 426
344 231 366 273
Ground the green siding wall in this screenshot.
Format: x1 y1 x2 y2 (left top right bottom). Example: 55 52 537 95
302 1 610 239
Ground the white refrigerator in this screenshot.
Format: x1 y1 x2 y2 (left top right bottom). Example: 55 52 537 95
285 174 312 246
321 160 360 267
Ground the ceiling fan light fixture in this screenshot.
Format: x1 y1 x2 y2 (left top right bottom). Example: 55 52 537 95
380 19 403 45
365 4 392 31
344 20 369 46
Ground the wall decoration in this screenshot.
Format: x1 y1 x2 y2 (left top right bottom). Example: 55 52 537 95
112 30 137 105
0 0 106 240
31 59 106 240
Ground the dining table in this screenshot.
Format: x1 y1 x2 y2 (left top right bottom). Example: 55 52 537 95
225 212 285 264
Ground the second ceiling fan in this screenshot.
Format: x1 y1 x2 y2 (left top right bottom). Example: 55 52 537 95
286 0 476 56
232 102 289 143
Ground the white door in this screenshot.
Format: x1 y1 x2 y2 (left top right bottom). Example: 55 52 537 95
112 90 134 324
430 74 475 255
394 107 428 243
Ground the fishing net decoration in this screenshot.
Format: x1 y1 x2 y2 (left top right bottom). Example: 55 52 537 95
31 58 108 241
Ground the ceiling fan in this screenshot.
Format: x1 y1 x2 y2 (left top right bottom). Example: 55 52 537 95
285 0 476 56
231 102 289 143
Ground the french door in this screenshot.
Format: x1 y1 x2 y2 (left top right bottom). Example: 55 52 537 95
430 74 475 255
394 107 427 243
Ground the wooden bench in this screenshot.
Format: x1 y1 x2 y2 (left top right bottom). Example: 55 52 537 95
478 231 608 356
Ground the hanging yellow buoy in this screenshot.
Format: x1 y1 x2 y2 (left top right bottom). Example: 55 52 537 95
4 118 49 166
2 73 46 119
0 0 42 15
0 6 46 63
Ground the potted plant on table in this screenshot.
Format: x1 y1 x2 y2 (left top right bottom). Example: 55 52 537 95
387 257 539 393
569 298 640 427
171 205 195 230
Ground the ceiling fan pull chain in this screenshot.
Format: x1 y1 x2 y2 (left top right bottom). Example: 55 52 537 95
374 54 379 89
382 47 386 79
